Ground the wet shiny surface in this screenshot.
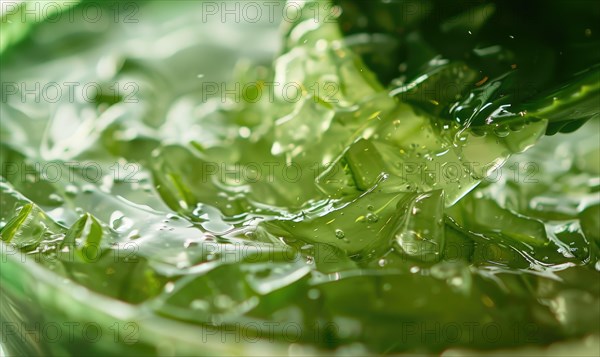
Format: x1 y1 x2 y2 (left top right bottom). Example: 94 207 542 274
1 1 599 355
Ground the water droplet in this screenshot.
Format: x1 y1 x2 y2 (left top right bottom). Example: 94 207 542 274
191 299 209 310
48 193 64 204
450 276 463 286
366 213 379 223
308 289 320 300
238 126 251 138
110 211 133 233
82 184 95 194
214 294 234 309
183 239 199 249
127 230 141 240
164 282 175 293
335 229 345 239
378 258 387 267
65 185 78 196
176 261 188 269
493 125 510 137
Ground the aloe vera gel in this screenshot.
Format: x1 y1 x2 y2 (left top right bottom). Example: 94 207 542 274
1 1 599 355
